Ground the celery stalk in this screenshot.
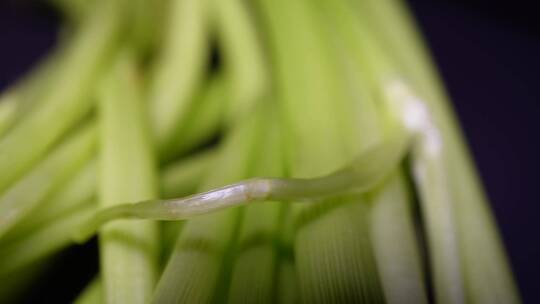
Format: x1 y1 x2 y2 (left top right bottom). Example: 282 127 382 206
211 0 268 120
149 0 210 149
97 51 159 304
0 145 216 278
227 108 283 304
162 75 227 162
0 124 96 238
256 0 386 302
370 174 428 304
0 160 95 244
153 106 265 303
0 0 121 194
353 1 520 302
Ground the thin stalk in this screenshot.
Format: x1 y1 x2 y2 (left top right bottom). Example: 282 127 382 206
369 173 428 304
159 148 217 263
0 146 216 277
161 149 217 199
73 121 408 242
353 1 519 302
97 51 159 304
0 124 96 238
152 106 265 303
314 0 430 302
0 0 121 194
149 0 211 149
162 75 227 162
210 0 268 121
0 40 65 137
227 107 282 304
0 160 96 244
256 0 387 302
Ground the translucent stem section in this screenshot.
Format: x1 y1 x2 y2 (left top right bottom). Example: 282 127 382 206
74 124 408 243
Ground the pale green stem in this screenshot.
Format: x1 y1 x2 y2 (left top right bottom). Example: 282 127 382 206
149 0 211 149
97 51 159 304
353 1 520 302
0 0 121 194
162 75 227 162
369 173 428 304
0 147 216 277
255 0 389 301
0 124 96 238
210 0 268 121
1 160 97 243
73 121 408 242
152 106 265 303
227 107 283 304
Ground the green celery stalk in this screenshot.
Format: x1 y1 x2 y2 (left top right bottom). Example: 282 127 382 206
351 1 519 302
210 0 268 121
311 0 430 302
149 0 211 149
0 145 216 279
153 106 265 303
97 51 159 304
0 160 96 244
162 75 227 162
0 46 63 137
369 173 428 304
0 0 122 194
0 124 96 238
159 148 217 263
256 0 386 302
161 149 217 198
227 107 283 303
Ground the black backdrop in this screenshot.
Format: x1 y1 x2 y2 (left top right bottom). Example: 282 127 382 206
0 0 538 303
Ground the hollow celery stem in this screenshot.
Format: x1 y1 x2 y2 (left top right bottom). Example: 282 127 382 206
73 121 409 243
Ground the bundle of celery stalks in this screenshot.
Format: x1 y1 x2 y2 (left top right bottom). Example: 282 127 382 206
0 0 520 303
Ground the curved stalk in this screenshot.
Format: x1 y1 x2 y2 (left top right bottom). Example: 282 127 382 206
74 122 409 243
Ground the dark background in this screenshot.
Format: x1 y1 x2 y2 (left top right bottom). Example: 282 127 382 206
0 0 538 303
